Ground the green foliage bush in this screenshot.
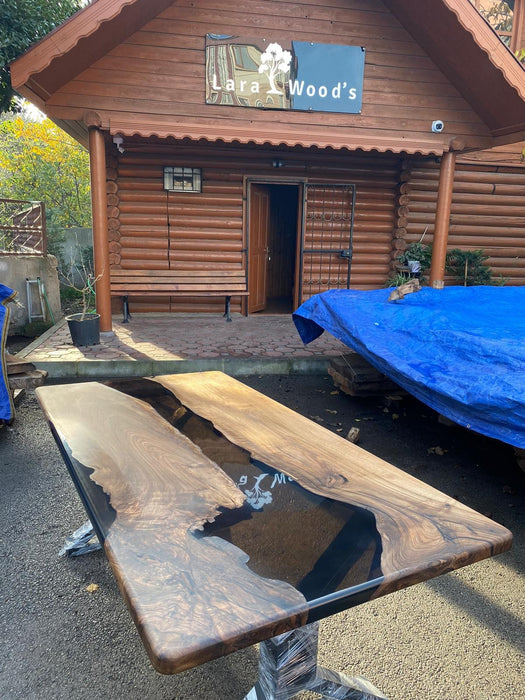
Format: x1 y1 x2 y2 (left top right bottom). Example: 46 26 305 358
396 241 433 273
388 243 495 288
386 240 433 286
445 249 492 286
0 0 84 112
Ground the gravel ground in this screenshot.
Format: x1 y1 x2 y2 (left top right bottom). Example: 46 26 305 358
0 374 523 700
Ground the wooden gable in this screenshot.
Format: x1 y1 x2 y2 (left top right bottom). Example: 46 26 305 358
10 0 525 155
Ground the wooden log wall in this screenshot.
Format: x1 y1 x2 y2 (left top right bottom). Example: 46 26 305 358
108 142 399 314
109 145 243 313
401 159 525 286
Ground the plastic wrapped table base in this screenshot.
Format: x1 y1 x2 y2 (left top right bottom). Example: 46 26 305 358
244 622 387 700
58 520 102 557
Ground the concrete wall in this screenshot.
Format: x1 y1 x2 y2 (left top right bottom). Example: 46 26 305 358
59 228 94 286
0 255 62 334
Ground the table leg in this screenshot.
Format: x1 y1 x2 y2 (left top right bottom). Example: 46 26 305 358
244 622 387 700
58 520 101 557
122 295 131 323
224 295 232 322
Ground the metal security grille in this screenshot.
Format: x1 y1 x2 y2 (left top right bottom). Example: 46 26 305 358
299 184 356 303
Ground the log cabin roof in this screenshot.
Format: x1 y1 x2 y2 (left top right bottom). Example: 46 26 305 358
9 0 525 154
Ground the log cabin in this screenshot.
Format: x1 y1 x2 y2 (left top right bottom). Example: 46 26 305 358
9 0 525 332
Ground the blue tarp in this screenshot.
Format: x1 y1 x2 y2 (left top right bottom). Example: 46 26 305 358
293 286 525 449
1 284 16 423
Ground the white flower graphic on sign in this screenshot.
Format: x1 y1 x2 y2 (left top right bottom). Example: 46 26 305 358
258 43 292 95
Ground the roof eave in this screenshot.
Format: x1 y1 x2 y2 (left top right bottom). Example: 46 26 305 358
107 118 452 157
10 0 173 97
383 0 525 137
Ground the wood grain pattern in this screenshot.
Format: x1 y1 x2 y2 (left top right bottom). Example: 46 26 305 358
36 382 308 673
36 372 512 675
153 372 512 597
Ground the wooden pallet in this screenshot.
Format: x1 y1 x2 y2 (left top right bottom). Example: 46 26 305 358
6 353 35 375
6 353 47 390
329 353 401 397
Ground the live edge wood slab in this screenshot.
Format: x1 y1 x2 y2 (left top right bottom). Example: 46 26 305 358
36 372 512 675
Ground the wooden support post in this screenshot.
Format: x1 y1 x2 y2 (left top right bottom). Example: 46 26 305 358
88 126 112 332
429 150 456 289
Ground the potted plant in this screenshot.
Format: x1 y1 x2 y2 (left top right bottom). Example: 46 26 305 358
60 251 101 347
64 276 100 347
396 232 433 282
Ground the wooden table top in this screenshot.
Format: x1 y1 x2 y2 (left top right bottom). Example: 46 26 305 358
36 372 512 674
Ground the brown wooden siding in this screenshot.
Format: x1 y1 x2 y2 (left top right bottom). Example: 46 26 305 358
402 159 525 285
49 0 492 152
110 142 398 313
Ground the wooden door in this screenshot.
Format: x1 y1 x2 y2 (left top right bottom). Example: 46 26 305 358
248 184 270 312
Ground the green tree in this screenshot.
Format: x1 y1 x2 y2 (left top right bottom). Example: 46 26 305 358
0 114 91 253
0 0 84 113
445 249 492 286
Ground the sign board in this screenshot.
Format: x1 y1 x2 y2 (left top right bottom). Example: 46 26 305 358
205 35 365 114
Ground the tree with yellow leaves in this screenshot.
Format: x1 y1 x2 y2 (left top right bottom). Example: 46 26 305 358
0 114 91 254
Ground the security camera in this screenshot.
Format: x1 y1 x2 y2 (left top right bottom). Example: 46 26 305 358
431 120 445 133
113 135 125 153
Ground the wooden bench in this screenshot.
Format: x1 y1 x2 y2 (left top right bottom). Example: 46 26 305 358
110 269 248 322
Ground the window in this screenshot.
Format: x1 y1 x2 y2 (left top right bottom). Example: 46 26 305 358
163 167 202 192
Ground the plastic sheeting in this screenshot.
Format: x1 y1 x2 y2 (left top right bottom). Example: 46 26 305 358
244 622 387 699
58 521 102 557
293 286 525 449
0 284 16 424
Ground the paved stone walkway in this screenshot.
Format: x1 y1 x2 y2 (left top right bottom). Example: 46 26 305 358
20 313 348 378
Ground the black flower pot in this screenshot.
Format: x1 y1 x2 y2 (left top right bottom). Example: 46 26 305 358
66 312 100 347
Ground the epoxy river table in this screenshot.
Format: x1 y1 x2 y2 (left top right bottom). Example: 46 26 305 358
36 372 512 699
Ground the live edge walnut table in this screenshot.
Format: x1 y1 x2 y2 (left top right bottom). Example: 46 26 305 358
36 372 512 700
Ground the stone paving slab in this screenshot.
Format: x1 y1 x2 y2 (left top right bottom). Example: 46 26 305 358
19 313 349 378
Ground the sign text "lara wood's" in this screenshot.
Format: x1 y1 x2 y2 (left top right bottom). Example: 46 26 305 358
205 36 365 114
